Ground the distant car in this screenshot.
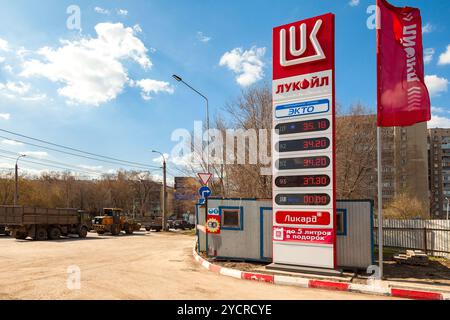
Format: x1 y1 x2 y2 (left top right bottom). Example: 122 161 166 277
0 225 9 236
167 217 194 230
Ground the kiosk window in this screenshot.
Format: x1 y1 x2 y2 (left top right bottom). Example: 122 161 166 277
222 209 240 229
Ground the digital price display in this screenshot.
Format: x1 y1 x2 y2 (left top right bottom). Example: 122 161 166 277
276 137 330 153
276 156 331 170
275 119 330 135
275 194 331 206
275 175 331 188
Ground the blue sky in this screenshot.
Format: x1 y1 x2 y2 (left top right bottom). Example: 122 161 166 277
0 0 448 181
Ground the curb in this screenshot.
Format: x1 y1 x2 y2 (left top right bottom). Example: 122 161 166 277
193 247 448 300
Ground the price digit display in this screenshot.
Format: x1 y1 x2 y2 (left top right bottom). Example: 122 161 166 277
276 156 331 170
276 119 330 135
275 194 331 206
275 175 331 188
276 137 330 153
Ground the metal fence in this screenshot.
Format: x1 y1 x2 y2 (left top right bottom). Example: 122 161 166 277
374 219 450 258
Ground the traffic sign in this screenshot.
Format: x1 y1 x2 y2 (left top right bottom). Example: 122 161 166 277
198 186 212 199
198 173 212 186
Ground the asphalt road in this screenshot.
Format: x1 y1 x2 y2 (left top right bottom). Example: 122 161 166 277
0 231 399 300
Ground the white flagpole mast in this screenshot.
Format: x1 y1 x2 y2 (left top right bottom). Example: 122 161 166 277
377 127 383 279
376 0 383 279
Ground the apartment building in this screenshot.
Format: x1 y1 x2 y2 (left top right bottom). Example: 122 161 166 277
336 115 429 212
428 128 450 219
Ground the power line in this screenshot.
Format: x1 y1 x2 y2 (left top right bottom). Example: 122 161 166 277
0 134 162 171
0 148 106 174
0 128 158 169
0 154 104 177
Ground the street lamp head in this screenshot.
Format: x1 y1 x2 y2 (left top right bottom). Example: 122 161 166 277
172 74 182 82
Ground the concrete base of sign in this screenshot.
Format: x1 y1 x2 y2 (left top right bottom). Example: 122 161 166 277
266 263 343 277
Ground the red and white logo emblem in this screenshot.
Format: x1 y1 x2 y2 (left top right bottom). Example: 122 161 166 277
273 13 335 80
279 19 325 67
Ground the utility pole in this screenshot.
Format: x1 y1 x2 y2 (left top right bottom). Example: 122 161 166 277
446 197 449 220
163 159 168 231
14 154 26 206
153 150 168 231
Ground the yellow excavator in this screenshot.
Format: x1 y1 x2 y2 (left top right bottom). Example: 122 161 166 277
92 208 141 236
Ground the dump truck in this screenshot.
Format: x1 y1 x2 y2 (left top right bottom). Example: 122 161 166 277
135 214 163 232
92 208 141 236
0 206 91 240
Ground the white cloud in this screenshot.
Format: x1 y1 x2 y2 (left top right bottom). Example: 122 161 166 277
22 151 48 158
94 7 110 15
424 48 435 64
0 113 10 120
425 75 449 97
431 106 446 114
151 173 164 183
422 23 434 34
348 0 360 7
78 165 104 171
117 9 128 16
20 23 153 106
133 79 174 101
438 45 450 65
0 57 5 63
4 81 30 95
197 32 212 43
21 93 47 101
219 46 266 87
133 24 143 33
3 65 13 73
0 38 9 51
152 153 169 165
428 114 450 128
2 139 23 146
0 81 45 101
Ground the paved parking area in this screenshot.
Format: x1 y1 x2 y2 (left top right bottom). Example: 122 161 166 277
0 232 399 300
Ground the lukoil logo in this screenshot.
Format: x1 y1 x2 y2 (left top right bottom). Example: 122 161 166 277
279 19 325 67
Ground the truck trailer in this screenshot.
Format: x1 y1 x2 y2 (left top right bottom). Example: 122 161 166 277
134 215 163 232
0 206 91 241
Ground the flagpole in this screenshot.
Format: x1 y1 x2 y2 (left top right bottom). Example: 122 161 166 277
377 127 383 279
376 0 383 279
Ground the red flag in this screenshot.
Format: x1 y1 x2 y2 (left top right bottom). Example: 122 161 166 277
377 0 431 127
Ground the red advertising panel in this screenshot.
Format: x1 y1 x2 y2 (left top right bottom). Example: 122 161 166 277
206 214 221 234
273 227 334 245
275 211 331 226
272 13 336 269
377 0 430 127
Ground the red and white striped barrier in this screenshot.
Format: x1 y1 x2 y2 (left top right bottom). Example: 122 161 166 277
193 246 448 300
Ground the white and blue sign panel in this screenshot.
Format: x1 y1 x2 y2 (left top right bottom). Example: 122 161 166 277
275 99 330 119
198 186 212 198
208 208 220 215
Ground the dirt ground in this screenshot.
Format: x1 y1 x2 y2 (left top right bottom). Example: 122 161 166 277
0 231 399 300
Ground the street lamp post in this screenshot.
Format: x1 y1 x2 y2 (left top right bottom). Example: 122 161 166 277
14 154 26 206
152 150 168 232
172 74 210 175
